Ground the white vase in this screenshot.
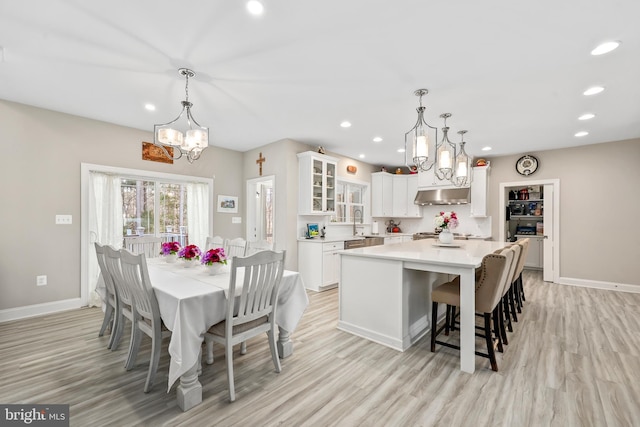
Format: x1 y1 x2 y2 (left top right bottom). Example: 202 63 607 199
165 253 178 263
182 258 196 268
439 228 454 244
206 263 224 276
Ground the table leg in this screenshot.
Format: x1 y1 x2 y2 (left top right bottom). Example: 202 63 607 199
277 327 293 358
176 360 202 411
459 268 476 374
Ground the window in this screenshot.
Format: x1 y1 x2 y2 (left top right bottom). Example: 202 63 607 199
122 179 189 238
334 179 367 223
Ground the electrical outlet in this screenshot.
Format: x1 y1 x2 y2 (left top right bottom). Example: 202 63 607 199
37 275 47 286
232 217 242 224
55 214 72 225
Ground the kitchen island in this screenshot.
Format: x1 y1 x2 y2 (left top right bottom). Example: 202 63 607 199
338 238 506 373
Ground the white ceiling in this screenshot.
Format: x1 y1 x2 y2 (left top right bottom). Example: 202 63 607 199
1 0 639 166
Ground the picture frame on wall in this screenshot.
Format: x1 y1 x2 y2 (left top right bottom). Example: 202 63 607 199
217 195 238 213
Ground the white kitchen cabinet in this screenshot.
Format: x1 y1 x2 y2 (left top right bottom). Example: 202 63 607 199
371 172 393 217
417 167 461 189
521 236 543 269
372 172 421 218
470 165 490 217
298 240 344 291
298 151 338 215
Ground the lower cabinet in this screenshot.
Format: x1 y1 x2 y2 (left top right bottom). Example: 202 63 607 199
521 236 543 269
298 240 344 291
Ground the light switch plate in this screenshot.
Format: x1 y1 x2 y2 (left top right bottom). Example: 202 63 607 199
232 217 242 224
37 275 47 286
56 214 72 225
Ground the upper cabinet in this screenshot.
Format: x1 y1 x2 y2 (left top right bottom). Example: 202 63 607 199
298 151 338 215
372 172 422 218
470 165 490 217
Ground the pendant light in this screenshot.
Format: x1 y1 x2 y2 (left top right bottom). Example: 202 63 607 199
404 89 438 171
434 113 457 181
153 68 209 163
452 130 472 187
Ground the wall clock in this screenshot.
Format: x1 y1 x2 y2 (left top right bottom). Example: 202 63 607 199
516 155 539 176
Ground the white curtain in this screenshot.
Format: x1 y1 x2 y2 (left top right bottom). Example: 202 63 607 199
88 172 123 307
187 182 209 249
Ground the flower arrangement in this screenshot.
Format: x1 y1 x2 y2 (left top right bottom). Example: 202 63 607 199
160 241 181 256
201 248 228 266
178 244 202 261
434 211 459 230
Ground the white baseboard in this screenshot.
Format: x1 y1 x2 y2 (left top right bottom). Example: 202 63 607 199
557 277 640 294
0 298 84 323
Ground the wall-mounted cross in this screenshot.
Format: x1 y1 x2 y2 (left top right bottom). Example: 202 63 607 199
256 152 266 176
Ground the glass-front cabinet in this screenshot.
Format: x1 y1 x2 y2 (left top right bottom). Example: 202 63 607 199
298 151 338 215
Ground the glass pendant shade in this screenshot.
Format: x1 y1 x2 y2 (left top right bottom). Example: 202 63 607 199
153 68 209 163
452 131 472 187
434 113 456 180
405 89 437 171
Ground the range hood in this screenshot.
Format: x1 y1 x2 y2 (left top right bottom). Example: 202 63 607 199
414 188 470 205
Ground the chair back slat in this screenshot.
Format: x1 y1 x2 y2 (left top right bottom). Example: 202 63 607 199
104 246 134 306
226 238 248 259
125 236 162 258
205 236 225 251
227 250 285 327
95 242 117 298
119 249 161 323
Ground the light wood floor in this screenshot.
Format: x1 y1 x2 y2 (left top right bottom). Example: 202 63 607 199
2 271 640 427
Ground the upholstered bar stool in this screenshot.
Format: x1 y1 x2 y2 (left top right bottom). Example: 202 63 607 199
514 238 530 309
430 247 514 371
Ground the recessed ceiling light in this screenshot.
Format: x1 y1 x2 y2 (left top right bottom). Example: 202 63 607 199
359 154 365 159
373 137 383 143
340 121 352 128
144 103 156 111
246 0 264 15
397 148 405 153
575 131 589 137
578 113 595 121
591 41 621 56
481 146 492 151
583 86 604 96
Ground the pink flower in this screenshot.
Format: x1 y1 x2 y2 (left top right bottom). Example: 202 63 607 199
160 241 181 255
201 248 228 266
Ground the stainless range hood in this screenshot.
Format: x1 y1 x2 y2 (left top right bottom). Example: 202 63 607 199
414 188 470 205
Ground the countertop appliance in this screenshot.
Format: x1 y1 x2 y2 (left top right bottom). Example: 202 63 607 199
515 225 536 235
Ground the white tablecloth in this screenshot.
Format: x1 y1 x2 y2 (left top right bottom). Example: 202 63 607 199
146 259 309 391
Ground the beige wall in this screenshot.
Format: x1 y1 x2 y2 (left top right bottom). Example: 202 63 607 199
486 138 640 287
0 100 244 310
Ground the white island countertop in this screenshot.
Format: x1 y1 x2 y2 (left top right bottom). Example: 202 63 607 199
339 238 505 267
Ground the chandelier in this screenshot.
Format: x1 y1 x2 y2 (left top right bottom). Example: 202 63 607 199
153 68 209 163
404 89 473 186
404 89 438 172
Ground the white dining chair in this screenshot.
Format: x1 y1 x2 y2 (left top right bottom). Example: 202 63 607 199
94 242 118 348
205 236 225 251
203 250 286 402
125 236 162 258
104 245 135 352
119 249 171 393
245 239 274 256
225 237 248 259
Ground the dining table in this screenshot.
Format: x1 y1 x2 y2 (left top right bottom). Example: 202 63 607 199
98 256 309 411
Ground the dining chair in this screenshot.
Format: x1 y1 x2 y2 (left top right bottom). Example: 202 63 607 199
225 237 248 259
104 245 135 352
205 236 225 251
119 249 171 393
245 239 273 256
94 242 118 348
203 250 286 402
125 236 163 258
430 247 514 371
